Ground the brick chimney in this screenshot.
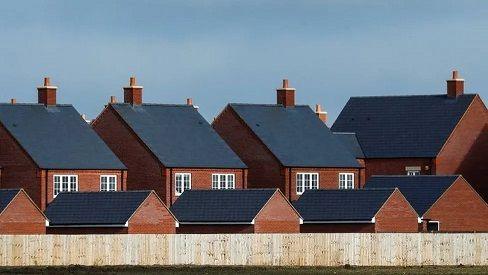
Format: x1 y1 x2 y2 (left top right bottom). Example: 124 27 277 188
123 77 143 105
186 98 193 106
37 77 57 106
110 96 117 104
10 99 16 104
447 70 464 98
277 79 295 107
315 104 327 123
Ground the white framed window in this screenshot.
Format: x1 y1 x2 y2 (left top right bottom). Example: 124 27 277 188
175 173 191 196
407 170 421 176
100 175 117 192
212 174 235 189
427 221 440 232
53 175 78 197
296 173 319 195
339 173 354 189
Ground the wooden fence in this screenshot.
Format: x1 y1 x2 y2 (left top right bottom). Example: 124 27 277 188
0 233 487 266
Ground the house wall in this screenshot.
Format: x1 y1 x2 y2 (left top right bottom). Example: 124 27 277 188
45 170 126 204
128 193 176 234
374 190 419 233
289 167 360 201
435 96 488 201
168 168 246 204
0 191 46 235
92 106 165 199
254 191 300 233
176 224 253 234
0 123 42 209
423 177 488 232
364 158 434 181
212 106 284 191
300 223 375 233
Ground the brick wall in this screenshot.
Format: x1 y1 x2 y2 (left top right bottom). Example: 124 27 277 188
92 106 165 198
374 189 419 233
212 106 284 191
0 191 46 234
300 223 375 233
45 170 126 205
423 177 488 232
176 224 253 234
364 158 434 181
435 95 488 200
0 123 42 209
128 192 176 234
169 168 246 204
254 191 300 233
289 167 360 201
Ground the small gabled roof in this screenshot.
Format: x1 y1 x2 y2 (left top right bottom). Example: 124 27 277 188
0 104 126 170
0 189 21 213
45 191 154 226
293 189 397 222
365 175 459 216
333 132 365 158
227 104 360 168
110 103 246 169
170 189 282 223
331 94 476 158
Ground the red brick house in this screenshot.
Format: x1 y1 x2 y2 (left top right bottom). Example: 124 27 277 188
365 175 488 232
92 78 247 206
0 78 127 210
0 189 48 234
293 189 419 233
45 190 177 234
212 79 361 201
170 189 302 234
332 71 488 200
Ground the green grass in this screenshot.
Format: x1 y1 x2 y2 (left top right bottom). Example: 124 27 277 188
0 265 486 275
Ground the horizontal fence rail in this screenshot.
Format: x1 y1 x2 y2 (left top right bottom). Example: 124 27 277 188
0 233 486 266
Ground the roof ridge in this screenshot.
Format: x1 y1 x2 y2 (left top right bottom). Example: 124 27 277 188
112 103 193 107
0 103 73 107
58 190 152 195
349 93 477 99
229 103 310 107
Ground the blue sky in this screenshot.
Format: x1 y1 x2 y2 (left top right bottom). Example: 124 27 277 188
0 1 487 123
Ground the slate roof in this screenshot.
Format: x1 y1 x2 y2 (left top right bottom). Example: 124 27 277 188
228 104 360 168
111 104 246 168
170 189 278 223
0 189 21 213
365 175 459 216
293 189 398 222
45 191 152 226
333 132 365 158
331 94 476 158
0 104 126 170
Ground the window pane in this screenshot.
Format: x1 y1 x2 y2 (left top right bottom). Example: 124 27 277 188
70 176 77 191
109 176 116 191
175 174 182 194
212 175 219 189
101 176 107 191
62 176 69 192
311 174 318 189
227 175 235 189
339 174 345 189
297 174 303 194
54 176 60 196
183 174 190 191
220 175 226 189
304 174 311 190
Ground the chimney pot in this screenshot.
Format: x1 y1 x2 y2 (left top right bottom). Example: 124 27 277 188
123 76 143 105
186 98 193 106
446 69 464 98
276 78 296 107
110 96 117 104
38 77 57 106
10 98 16 104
